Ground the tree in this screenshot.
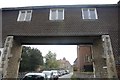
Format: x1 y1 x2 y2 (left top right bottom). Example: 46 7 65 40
19 46 44 72
45 51 59 69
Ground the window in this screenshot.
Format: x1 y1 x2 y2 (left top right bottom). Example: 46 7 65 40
82 8 98 19
17 10 32 21
49 9 64 20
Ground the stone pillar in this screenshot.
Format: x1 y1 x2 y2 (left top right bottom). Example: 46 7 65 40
2 36 22 78
92 39 108 78
0 9 2 48
0 48 3 79
77 45 80 72
102 35 118 78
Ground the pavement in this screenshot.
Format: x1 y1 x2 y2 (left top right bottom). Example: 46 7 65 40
73 72 94 78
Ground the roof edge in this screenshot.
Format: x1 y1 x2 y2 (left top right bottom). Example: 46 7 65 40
2 4 118 11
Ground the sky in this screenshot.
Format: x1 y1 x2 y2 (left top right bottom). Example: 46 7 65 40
25 45 77 65
0 0 119 8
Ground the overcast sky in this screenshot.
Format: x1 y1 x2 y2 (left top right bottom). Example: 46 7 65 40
25 45 77 65
0 0 119 8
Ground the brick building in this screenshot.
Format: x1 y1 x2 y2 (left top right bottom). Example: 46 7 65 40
0 1 119 78
57 57 71 70
77 45 93 72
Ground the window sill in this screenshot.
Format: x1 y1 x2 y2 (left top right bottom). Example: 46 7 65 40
49 20 64 22
82 19 98 21
17 21 31 22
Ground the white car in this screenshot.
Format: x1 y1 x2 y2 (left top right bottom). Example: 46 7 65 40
51 70 59 80
42 71 54 80
22 73 46 80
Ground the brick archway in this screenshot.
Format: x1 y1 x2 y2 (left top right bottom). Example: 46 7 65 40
1 35 118 78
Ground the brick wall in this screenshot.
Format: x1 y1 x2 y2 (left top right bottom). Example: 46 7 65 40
77 45 93 72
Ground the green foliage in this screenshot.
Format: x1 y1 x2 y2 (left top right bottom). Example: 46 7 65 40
19 46 44 72
45 51 59 69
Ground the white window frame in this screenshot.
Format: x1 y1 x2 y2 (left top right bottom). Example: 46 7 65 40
82 8 98 19
17 10 32 21
49 9 64 20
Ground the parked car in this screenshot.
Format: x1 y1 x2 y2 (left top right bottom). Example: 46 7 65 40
61 70 66 75
66 70 70 74
42 71 54 80
22 73 46 80
58 71 62 76
51 70 59 80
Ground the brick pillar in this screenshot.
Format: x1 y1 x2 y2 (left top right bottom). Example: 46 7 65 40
2 36 22 78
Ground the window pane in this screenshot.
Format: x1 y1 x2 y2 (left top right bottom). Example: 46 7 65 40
18 11 25 21
51 10 56 20
83 9 89 19
58 10 63 20
89 9 96 19
25 11 32 21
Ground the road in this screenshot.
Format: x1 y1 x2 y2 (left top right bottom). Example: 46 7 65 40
59 72 73 79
